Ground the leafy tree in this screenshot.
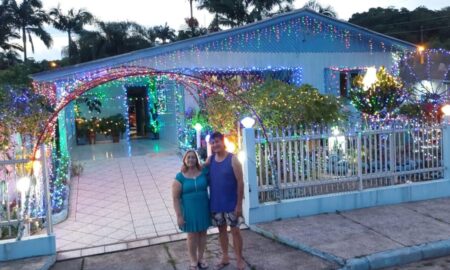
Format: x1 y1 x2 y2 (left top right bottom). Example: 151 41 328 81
198 0 293 28
5 0 52 62
0 85 52 148
349 67 408 117
75 21 150 61
244 80 343 128
0 1 21 53
204 80 343 131
205 93 241 133
303 0 337 18
154 23 176 44
349 6 450 50
49 6 94 62
177 18 208 40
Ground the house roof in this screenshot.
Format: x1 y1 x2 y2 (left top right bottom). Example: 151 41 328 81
32 8 417 82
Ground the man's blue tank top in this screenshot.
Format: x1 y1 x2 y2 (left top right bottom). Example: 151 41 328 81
209 153 237 212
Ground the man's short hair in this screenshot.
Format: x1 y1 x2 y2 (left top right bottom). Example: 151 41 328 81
210 131 224 142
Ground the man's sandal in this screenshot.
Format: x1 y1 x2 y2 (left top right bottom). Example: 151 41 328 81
198 260 209 269
213 262 229 270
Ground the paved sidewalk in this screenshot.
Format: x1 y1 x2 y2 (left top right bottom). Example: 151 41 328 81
254 197 450 269
49 230 337 270
54 140 186 253
386 254 450 269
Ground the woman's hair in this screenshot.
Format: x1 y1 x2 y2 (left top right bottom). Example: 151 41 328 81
181 150 201 173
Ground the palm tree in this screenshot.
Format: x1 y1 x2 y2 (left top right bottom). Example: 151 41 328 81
75 21 150 61
136 26 158 47
154 23 176 44
199 0 293 28
49 6 93 61
5 0 52 62
0 1 21 52
303 0 337 18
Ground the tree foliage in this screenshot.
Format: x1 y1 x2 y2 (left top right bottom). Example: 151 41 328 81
4 0 53 62
0 86 52 148
245 81 343 128
349 67 408 117
204 80 344 132
303 0 337 18
198 0 294 28
349 6 450 50
49 5 94 62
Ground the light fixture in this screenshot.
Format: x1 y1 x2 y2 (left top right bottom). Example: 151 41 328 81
441 104 450 116
194 123 202 131
363 67 377 90
17 177 31 193
238 151 246 163
240 117 256 129
224 137 236 153
417 45 425 53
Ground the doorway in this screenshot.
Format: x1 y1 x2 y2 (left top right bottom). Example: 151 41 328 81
126 86 149 139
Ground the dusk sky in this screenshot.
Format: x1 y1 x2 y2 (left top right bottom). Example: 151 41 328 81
28 0 450 61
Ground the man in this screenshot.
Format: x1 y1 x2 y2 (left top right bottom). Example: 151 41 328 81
207 132 245 270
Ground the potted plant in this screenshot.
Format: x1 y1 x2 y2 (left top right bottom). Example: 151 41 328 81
105 114 127 143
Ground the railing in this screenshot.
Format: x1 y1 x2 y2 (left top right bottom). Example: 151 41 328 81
254 123 443 202
0 145 53 240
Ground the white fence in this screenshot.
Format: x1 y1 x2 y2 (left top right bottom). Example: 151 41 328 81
253 123 444 202
0 145 53 240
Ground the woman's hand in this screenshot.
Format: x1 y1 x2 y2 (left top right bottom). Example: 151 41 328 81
177 215 185 228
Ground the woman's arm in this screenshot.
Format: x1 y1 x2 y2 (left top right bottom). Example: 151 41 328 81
172 180 184 227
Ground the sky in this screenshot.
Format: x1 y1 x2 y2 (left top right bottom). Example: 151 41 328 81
26 0 450 61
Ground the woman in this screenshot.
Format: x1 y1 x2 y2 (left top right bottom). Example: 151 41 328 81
172 150 211 270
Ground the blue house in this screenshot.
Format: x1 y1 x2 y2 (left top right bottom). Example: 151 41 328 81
31 8 416 152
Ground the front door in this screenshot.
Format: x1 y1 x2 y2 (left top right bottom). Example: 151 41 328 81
126 86 149 139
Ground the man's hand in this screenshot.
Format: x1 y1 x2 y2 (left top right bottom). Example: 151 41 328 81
234 204 243 217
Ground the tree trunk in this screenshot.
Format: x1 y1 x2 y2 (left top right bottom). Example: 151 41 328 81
22 27 27 62
68 30 72 58
190 0 194 19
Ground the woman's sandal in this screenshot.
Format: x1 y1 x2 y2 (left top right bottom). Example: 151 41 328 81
198 260 209 269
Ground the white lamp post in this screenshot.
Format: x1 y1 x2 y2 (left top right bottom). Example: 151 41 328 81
240 116 256 129
442 104 450 123
442 104 450 179
194 123 202 149
205 134 212 156
17 176 31 236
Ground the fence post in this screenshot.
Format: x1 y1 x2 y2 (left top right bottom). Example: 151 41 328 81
242 127 258 224
40 144 53 235
389 132 397 185
442 115 450 180
357 132 363 191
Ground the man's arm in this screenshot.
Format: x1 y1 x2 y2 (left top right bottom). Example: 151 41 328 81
231 155 244 217
202 155 211 169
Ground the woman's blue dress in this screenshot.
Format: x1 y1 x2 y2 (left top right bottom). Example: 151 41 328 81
175 168 211 232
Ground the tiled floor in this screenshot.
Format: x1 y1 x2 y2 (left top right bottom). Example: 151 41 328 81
54 140 185 251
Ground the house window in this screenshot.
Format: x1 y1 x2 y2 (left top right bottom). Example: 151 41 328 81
337 70 363 98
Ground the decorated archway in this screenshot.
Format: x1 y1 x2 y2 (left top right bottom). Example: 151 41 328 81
31 66 270 159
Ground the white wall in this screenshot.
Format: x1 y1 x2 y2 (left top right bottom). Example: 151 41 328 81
137 51 395 92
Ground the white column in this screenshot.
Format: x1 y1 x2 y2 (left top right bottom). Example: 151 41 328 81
196 129 201 149
442 115 450 180
242 127 258 224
